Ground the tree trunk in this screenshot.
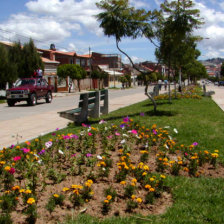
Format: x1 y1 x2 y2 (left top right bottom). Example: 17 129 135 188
115 38 157 112
78 80 81 92
145 83 157 113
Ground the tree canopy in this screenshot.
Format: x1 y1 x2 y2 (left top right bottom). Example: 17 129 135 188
57 64 87 92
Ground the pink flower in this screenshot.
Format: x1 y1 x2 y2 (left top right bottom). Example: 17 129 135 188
107 135 113 139
86 153 92 157
140 112 145 116
9 167 15 174
184 153 188 156
131 130 138 135
25 141 31 146
115 132 120 136
71 153 77 157
192 142 198 146
82 123 87 127
123 116 130 123
153 129 157 135
22 148 30 153
88 132 93 136
13 156 21 161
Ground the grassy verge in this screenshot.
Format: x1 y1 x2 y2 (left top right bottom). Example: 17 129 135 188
54 96 224 224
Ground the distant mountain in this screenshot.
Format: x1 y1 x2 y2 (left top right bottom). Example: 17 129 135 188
204 58 224 65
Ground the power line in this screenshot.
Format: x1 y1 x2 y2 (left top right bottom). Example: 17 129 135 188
0 28 77 52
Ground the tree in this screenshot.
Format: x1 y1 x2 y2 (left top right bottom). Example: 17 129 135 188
156 0 203 87
183 60 207 83
119 76 127 88
57 64 86 92
0 45 10 88
220 62 224 78
96 0 159 112
21 39 43 78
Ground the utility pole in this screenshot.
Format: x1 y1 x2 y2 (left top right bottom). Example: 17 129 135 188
89 47 92 89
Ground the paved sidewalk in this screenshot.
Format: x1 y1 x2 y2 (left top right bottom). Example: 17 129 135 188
206 85 224 111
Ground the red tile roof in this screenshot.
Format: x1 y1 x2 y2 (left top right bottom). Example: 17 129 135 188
77 54 92 58
41 57 60 64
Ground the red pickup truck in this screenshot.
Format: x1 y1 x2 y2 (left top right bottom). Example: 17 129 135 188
6 78 54 106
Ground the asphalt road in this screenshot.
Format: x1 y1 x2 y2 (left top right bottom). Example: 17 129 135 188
0 86 147 122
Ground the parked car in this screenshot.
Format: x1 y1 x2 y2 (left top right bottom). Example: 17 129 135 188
6 78 54 106
218 81 224 86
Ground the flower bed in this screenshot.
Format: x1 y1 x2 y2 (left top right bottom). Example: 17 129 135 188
0 117 223 223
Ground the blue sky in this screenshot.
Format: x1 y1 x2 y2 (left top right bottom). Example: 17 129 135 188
0 0 224 63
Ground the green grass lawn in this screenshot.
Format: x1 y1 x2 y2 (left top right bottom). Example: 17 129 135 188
53 96 224 224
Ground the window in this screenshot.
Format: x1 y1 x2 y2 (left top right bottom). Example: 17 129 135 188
76 58 80 65
70 58 74 64
81 59 85 66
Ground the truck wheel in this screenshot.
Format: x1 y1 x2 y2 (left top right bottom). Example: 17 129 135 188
46 92 52 103
28 94 37 106
7 100 15 107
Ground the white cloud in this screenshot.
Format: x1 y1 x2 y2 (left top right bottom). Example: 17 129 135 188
129 0 149 9
194 1 224 58
123 56 145 64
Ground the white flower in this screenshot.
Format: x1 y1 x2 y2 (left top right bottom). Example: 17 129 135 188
87 128 91 132
164 126 170 129
168 135 172 140
80 131 85 136
99 120 106 124
120 139 126 144
123 134 129 137
173 128 178 133
145 143 149 148
34 154 39 158
97 155 102 160
58 150 64 155
164 144 169 149
37 160 42 164
105 127 108 131
136 135 141 139
102 168 106 171
45 141 52 149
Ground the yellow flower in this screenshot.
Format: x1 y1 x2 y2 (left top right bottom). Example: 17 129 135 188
142 172 147 176
53 194 59 198
130 195 135 201
35 138 39 142
120 181 126 185
145 184 151 189
214 150 219 153
149 188 155 192
25 189 32 194
12 186 20 191
85 180 93 187
136 198 142 203
0 161 6 165
4 166 11 171
150 178 155 182
104 199 109 204
16 146 20 149
131 178 137 183
143 165 149 171
73 189 79 195
27 198 35 205
160 174 166 179
62 187 70 192
107 195 112 200
211 153 219 158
